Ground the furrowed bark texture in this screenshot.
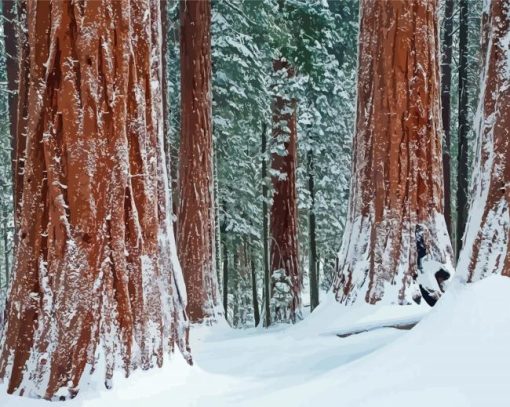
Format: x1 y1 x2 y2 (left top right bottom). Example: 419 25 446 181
0 0 190 400
177 0 220 323
333 0 454 306
270 59 301 323
457 0 510 282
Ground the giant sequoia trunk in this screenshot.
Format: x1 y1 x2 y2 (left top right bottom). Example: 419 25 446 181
457 0 510 282
177 0 220 323
270 59 301 323
0 0 190 399
333 0 454 306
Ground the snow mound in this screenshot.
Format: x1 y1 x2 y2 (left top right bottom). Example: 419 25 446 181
1 277 507 406
289 291 429 338
251 275 510 406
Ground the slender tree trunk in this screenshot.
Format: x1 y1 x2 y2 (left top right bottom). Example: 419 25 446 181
316 256 321 292
456 0 470 257
270 58 301 323
177 0 220 323
161 0 173 205
241 240 250 326
10 0 28 230
307 151 319 311
457 0 510 282
161 0 169 144
232 246 240 327
333 0 454 307
261 123 271 327
3 0 17 186
168 2 179 236
0 1 190 399
214 150 222 290
250 242 260 326
441 0 454 238
222 228 229 322
2 200 9 286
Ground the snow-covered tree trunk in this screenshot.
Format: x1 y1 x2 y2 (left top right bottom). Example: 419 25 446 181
0 0 190 399
333 0 455 306
457 0 510 282
456 0 470 256
177 0 221 323
270 58 301 323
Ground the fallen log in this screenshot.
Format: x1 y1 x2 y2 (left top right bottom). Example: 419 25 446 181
336 321 419 338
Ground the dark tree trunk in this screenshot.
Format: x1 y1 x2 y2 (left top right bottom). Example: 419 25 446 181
178 0 221 323
222 231 229 322
214 151 222 291
250 243 260 326
161 0 173 206
270 58 301 323
457 0 510 281
161 0 169 141
232 247 240 327
261 123 271 327
307 151 319 311
333 0 454 307
0 0 190 399
441 0 454 238
9 0 28 230
2 202 9 286
456 0 470 257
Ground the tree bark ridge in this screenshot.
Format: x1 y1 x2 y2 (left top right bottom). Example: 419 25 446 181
333 0 454 306
0 0 190 399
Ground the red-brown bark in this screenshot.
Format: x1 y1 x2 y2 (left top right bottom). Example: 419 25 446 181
0 0 190 400
270 59 301 323
177 0 220 323
458 0 510 282
333 0 454 306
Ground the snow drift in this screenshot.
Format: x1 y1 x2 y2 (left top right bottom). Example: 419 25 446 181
251 275 510 406
1 276 508 406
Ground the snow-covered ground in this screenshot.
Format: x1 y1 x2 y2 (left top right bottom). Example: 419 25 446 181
1 276 509 406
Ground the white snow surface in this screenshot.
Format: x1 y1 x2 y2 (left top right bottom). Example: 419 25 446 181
1 276 509 406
